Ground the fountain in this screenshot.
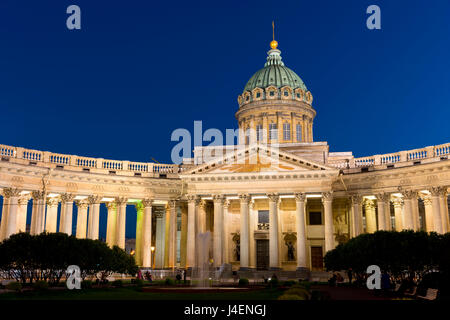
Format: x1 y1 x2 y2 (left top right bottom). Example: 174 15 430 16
193 231 212 287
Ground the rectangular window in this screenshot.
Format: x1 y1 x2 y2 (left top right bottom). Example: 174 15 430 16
283 123 290 141
258 210 269 224
296 124 302 142
256 124 263 141
309 212 322 225
269 123 277 141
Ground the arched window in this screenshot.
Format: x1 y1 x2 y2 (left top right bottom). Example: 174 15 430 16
283 123 291 141
269 123 277 141
256 124 263 142
296 124 302 142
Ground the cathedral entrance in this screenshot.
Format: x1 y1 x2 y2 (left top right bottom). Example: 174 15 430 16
256 239 269 270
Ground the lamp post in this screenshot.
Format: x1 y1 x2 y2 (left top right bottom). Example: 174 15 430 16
151 246 155 269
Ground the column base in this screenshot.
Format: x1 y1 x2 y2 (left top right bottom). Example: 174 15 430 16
296 267 310 272
238 267 254 271
269 267 282 271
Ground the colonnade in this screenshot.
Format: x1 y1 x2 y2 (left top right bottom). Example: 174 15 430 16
1 186 449 271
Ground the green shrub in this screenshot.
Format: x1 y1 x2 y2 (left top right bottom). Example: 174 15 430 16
297 281 312 291
33 280 49 291
135 279 144 287
238 278 249 287
278 294 306 300
165 278 175 286
6 281 22 292
268 278 279 288
282 280 296 287
81 280 92 289
112 279 123 287
284 287 311 300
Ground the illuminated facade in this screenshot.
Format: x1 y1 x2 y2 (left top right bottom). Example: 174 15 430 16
1 39 449 275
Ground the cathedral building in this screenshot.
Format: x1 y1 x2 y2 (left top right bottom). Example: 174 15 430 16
0 38 449 275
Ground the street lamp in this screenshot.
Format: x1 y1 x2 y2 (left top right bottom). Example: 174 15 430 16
151 246 155 269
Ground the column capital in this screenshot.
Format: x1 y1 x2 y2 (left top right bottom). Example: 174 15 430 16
294 193 306 202
142 198 153 208
322 191 333 202
422 195 432 206
349 194 363 205
186 194 200 204
168 199 178 209
61 193 75 203
18 196 31 205
363 198 376 209
114 197 128 206
31 190 45 200
375 193 390 202
239 194 251 204
392 197 403 208
213 194 225 204
401 189 418 200
430 186 447 197
87 194 102 204
267 193 279 202
2 187 21 198
76 200 89 209
46 197 59 207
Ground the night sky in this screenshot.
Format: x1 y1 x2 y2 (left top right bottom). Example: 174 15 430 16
1 0 449 238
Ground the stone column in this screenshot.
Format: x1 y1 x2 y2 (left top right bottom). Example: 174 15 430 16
375 193 389 231
322 192 335 252
5 188 21 239
412 196 420 231
392 198 403 231
197 199 207 234
422 195 434 232
213 195 224 267
115 197 127 249
364 199 377 233
180 203 188 268
105 202 117 246
294 193 307 270
32 191 46 235
87 195 101 239
268 193 280 269
186 195 198 269
401 190 416 230
248 200 256 270
155 209 165 268
45 198 59 233
61 193 75 235
439 189 449 233
239 194 250 270
167 200 177 269
135 202 144 266
350 195 363 237
142 199 153 268
430 187 444 234
17 196 29 233
223 200 230 264
75 200 89 239
0 192 10 240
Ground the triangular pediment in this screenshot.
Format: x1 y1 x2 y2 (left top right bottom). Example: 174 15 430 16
183 144 336 175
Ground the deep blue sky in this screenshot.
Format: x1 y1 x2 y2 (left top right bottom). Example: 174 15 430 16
1 0 450 239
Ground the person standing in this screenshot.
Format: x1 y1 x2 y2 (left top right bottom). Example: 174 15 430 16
347 268 353 285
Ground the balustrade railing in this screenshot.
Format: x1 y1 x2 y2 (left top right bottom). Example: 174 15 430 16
1 142 449 173
0 143 181 175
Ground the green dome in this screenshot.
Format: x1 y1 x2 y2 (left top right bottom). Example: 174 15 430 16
243 48 307 92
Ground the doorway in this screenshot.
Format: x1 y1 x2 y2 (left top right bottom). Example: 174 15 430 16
256 239 269 270
310 246 324 271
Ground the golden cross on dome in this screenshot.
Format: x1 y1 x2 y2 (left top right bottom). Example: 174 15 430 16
270 21 278 49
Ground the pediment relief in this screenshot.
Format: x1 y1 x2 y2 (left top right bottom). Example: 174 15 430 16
184 144 336 175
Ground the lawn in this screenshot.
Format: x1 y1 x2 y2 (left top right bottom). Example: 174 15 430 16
0 286 285 300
